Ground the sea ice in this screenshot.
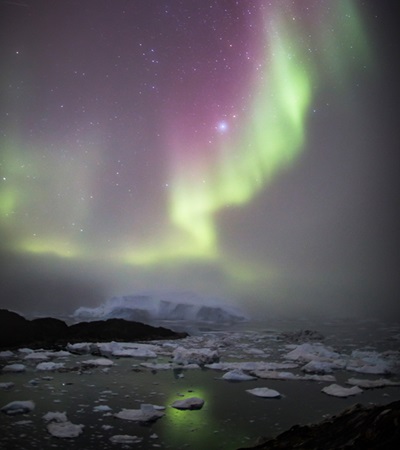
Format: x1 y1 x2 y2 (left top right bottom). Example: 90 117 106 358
173 347 219 365
246 387 281 398
115 404 164 423
111 348 157 358
66 342 92 354
47 421 84 438
171 397 205 410
93 405 112 412
43 411 68 422
253 370 301 380
221 369 256 381
81 358 114 367
346 377 400 389
285 343 340 362
110 435 143 444
0 382 15 390
0 350 14 359
1 400 35 415
24 352 50 361
321 383 363 398
2 363 26 372
301 360 336 374
36 362 65 371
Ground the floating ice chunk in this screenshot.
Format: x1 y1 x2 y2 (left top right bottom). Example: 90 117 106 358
115 404 164 423
222 369 256 381
2 363 26 372
246 387 281 398
303 374 336 382
66 342 92 354
346 351 391 375
81 358 114 367
43 411 68 422
1 400 35 415
93 405 112 412
0 382 15 390
47 421 84 438
24 352 50 361
0 350 14 359
285 343 340 362
301 361 335 374
253 370 301 380
322 383 363 397
171 397 205 410
36 362 65 371
18 348 33 354
112 348 157 358
173 347 219 365
346 377 400 389
140 362 173 370
205 361 298 371
110 435 143 444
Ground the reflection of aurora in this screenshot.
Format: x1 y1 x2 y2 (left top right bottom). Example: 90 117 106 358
0 1 371 284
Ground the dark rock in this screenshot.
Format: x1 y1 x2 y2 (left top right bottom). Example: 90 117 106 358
238 401 400 450
0 309 187 350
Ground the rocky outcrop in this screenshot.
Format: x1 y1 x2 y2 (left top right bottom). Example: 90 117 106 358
238 401 400 450
0 309 187 349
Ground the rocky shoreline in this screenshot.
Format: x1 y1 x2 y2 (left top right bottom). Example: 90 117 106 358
0 309 187 349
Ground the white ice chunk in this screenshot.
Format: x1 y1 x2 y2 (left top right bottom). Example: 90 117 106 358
2 363 26 372
173 347 219 365
66 342 92 354
253 370 301 380
24 352 50 361
47 421 84 438
285 343 340 362
346 377 400 389
322 383 363 397
43 411 68 422
36 362 65 371
110 435 143 444
115 405 164 422
93 405 112 412
111 348 157 358
0 382 15 390
301 361 335 374
81 358 114 367
246 387 281 398
1 400 35 415
222 369 256 381
0 351 14 359
171 397 205 410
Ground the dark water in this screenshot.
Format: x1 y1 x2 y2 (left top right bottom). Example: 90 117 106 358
0 318 399 450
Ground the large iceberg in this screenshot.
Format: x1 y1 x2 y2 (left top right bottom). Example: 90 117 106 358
73 292 248 324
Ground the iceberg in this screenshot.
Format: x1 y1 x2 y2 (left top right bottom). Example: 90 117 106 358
73 291 248 324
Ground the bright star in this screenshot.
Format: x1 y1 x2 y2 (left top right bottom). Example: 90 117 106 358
216 121 228 133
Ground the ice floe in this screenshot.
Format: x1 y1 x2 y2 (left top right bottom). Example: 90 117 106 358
2 363 26 372
346 377 400 389
81 358 114 367
115 404 164 423
1 400 35 415
173 346 219 365
0 381 15 390
171 397 205 410
110 434 143 444
36 362 65 371
43 411 68 422
221 369 257 381
47 421 84 438
285 343 340 362
322 383 363 398
246 387 281 398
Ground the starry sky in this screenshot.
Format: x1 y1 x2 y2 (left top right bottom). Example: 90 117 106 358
0 0 399 318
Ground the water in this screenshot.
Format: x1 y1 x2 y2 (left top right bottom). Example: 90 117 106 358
1 318 399 449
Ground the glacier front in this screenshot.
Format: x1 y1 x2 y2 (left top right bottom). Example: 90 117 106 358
73 292 248 324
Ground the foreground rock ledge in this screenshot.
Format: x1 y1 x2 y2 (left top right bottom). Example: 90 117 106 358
0 309 187 349
237 400 400 450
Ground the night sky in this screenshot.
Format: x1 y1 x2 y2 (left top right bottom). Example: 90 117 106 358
0 0 399 318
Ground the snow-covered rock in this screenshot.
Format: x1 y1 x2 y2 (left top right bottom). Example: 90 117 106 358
1 400 35 415
73 292 248 324
47 421 84 438
322 383 363 398
246 387 281 398
171 397 205 410
222 369 256 381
